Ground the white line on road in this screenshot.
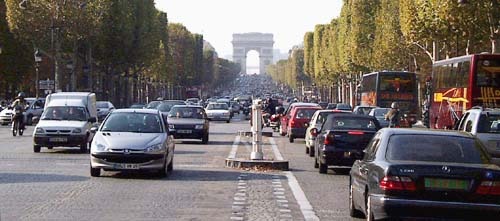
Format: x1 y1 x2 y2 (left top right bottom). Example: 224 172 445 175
227 136 240 159
270 137 320 221
269 138 284 161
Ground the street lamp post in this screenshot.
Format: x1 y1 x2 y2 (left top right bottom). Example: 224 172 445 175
34 49 42 98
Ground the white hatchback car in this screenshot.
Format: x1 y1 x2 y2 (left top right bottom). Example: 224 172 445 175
205 102 231 123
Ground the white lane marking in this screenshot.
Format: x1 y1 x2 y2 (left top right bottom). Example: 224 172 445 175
284 171 320 221
228 136 241 159
269 137 284 161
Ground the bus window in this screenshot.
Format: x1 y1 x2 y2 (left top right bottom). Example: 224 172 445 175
457 61 470 88
476 59 500 87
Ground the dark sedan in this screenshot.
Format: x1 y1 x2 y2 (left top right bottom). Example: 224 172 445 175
349 129 500 220
167 105 209 144
313 113 380 174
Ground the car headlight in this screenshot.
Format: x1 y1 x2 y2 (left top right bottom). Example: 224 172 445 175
169 124 175 129
145 143 163 152
72 128 82 133
93 143 107 153
35 128 45 134
195 125 204 129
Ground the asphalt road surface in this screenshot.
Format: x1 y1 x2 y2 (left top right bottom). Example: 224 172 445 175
0 114 361 221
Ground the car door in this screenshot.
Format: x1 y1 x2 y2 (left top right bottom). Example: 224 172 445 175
352 132 381 209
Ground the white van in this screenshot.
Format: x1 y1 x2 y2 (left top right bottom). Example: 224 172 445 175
33 92 97 153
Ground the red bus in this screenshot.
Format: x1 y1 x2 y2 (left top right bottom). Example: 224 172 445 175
430 53 500 129
360 71 418 126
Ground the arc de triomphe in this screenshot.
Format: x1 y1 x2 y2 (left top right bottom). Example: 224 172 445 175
232 33 274 74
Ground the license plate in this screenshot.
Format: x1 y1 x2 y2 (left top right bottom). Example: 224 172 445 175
177 130 192 134
115 164 139 170
424 178 469 190
49 137 67 142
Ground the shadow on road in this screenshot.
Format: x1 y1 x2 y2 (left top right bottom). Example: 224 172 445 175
40 148 89 154
174 150 207 155
0 173 89 184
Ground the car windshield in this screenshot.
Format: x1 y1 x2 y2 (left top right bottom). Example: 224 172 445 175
157 103 173 112
146 101 161 109
207 103 228 110
294 109 318 119
372 108 390 117
96 102 109 108
477 114 500 133
325 117 378 131
336 104 351 110
386 135 490 164
168 107 204 119
101 112 163 133
41 106 88 121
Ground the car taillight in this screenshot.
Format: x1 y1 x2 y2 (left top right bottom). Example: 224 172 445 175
324 133 335 145
348 131 364 135
379 176 416 191
476 181 500 195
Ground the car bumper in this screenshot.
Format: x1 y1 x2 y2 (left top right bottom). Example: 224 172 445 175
170 129 206 139
371 194 500 219
90 153 166 170
34 134 87 147
321 149 363 166
290 128 307 138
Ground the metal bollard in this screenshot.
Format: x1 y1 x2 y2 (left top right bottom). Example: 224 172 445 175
251 99 263 160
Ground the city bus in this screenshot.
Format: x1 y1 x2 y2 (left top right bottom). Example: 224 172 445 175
360 71 418 127
429 53 500 129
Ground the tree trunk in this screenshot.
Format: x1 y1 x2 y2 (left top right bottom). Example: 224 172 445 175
492 38 498 54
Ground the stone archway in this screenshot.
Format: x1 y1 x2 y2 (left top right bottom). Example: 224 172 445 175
232 33 274 74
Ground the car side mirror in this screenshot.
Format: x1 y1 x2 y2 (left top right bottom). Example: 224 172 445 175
88 117 97 123
90 126 98 133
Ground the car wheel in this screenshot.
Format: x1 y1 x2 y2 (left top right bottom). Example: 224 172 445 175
157 160 167 177
366 194 374 221
80 142 88 153
201 133 209 144
314 155 319 168
289 135 294 143
90 167 101 177
33 145 41 153
319 160 327 174
349 180 364 218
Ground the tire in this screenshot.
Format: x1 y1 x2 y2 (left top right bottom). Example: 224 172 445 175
319 160 327 174
156 159 167 177
201 133 209 144
90 167 101 177
27 114 33 125
314 156 319 168
366 194 374 221
33 145 41 153
308 146 315 157
12 120 17 136
349 181 364 218
80 142 88 153
289 135 294 143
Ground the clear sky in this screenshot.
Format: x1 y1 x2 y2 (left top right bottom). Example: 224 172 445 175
154 0 343 59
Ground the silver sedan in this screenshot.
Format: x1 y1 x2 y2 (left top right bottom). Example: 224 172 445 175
90 109 175 177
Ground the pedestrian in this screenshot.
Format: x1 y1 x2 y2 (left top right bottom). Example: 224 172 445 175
385 102 401 128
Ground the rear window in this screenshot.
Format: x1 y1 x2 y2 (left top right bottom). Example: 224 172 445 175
326 117 378 131
386 135 490 164
294 109 318 119
477 114 500 133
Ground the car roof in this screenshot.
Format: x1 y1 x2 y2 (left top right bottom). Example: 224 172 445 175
290 102 320 107
171 105 203 108
112 109 160 114
379 128 475 138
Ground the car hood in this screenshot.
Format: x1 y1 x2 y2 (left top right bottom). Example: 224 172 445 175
94 132 165 150
37 120 87 129
167 118 205 125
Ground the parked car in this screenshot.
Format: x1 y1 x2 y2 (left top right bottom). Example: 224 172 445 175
456 107 500 165
167 105 209 144
313 113 380 174
96 101 115 122
90 109 174 177
279 102 320 136
350 129 500 220
353 105 377 115
335 103 352 112
205 102 231 123
305 110 350 157
369 107 391 128
287 106 322 143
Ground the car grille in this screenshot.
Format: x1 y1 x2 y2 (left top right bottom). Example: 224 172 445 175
93 153 164 164
46 130 71 133
174 125 195 129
